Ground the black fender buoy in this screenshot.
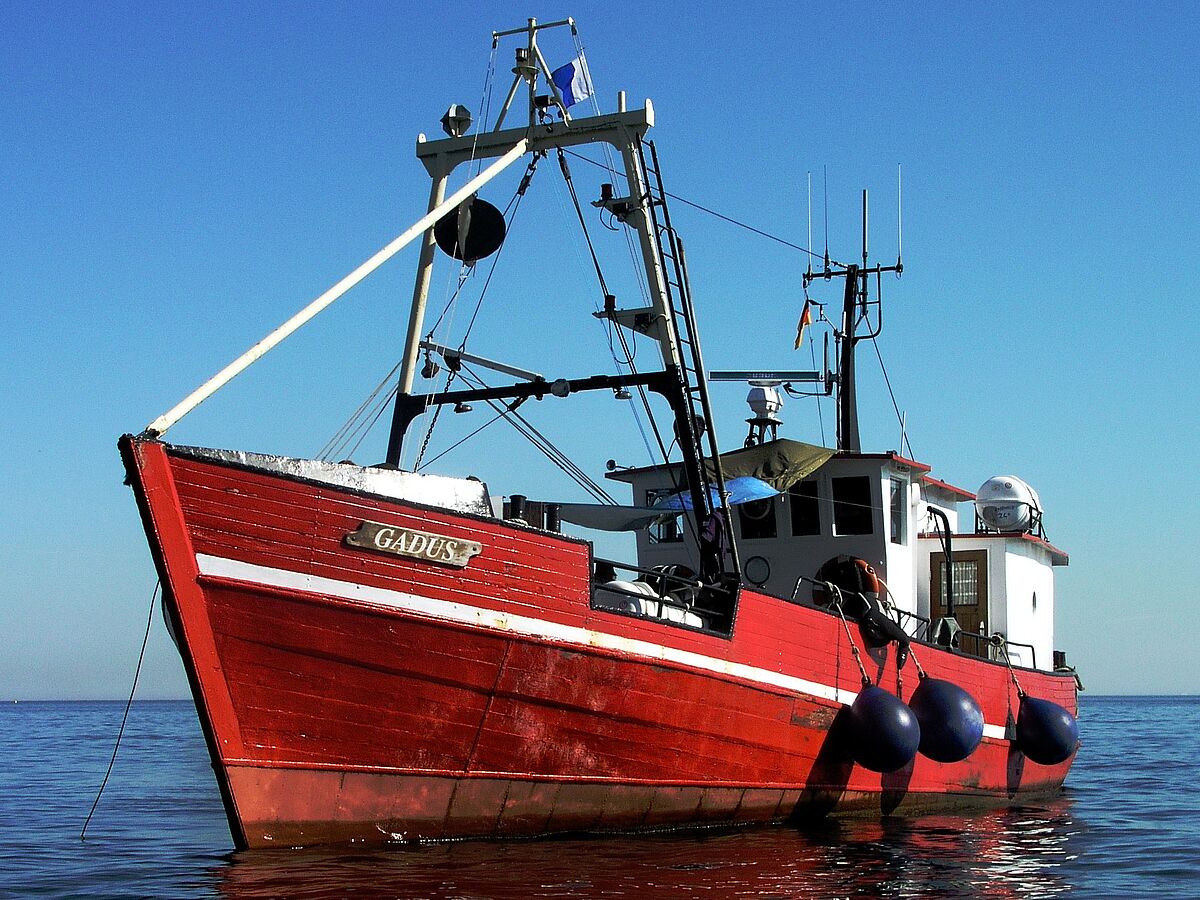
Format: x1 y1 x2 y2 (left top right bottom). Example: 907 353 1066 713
848 685 921 772
910 677 984 763
1015 695 1079 765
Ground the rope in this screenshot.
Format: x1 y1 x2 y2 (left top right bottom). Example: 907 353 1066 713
418 402 510 468
554 142 685 519
907 643 929 680
828 585 872 688
81 581 159 841
996 634 1027 697
873 573 914 692
342 380 400 460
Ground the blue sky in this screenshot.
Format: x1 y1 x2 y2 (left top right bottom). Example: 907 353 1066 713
2 1 1197 698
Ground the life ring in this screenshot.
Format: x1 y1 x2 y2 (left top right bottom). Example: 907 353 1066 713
812 555 880 614
813 555 909 651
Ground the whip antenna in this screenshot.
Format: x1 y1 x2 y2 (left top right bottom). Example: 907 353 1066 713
823 166 830 270
897 164 904 272
862 188 869 269
807 171 813 278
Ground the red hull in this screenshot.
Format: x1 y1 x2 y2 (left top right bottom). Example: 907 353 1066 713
121 437 1077 849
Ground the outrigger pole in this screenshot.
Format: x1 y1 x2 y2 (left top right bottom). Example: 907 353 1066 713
142 141 531 438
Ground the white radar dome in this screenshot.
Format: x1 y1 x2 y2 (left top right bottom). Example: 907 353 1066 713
975 475 1042 533
746 385 783 419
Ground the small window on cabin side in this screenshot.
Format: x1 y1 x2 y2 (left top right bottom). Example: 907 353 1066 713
737 497 777 540
939 559 981 607
789 480 821 536
832 476 873 535
646 488 683 543
890 478 907 545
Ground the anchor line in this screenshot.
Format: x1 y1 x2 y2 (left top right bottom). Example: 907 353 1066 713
81 581 159 841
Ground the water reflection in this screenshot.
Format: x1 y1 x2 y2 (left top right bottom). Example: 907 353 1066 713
214 799 1081 899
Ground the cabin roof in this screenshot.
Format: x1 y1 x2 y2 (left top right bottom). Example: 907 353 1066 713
919 531 1069 566
607 446 928 482
838 451 933 473
921 475 976 500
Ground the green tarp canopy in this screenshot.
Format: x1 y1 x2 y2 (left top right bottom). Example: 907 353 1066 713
707 438 834 492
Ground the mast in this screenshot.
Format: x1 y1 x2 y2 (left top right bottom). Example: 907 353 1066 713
382 22 734 579
837 264 862 452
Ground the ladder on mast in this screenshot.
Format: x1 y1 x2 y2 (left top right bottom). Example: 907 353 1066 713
638 140 740 579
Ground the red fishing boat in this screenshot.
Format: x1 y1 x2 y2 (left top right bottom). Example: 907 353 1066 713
121 19 1080 848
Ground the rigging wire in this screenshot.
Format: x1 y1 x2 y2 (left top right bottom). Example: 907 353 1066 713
81 581 160 841
402 53 500 471
343 380 401 461
411 155 542 471
562 149 833 264
555 147 671 471
569 37 651 306
439 364 616 504
868 331 916 460
418 402 511 469
318 359 403 460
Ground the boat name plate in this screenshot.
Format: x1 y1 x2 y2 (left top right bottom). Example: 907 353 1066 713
344 521 482 568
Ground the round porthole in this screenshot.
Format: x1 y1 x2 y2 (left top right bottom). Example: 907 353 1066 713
745 555 771 586
742 498 772 520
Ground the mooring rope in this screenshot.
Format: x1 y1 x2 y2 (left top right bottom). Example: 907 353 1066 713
995 633 1027 698
828 585 872 688
81 581 159 841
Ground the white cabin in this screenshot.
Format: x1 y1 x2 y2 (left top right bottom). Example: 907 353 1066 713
605 446 1069 671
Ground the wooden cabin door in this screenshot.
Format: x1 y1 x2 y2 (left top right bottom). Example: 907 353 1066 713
930 550 989 657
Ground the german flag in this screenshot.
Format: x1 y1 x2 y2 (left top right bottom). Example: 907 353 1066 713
794 299 813 350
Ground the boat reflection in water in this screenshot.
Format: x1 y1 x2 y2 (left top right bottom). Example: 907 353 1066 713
214 799 1079 899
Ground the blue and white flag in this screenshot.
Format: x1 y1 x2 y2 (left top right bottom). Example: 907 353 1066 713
551 53 594 109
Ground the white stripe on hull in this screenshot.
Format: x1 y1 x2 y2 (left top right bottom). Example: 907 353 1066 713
195 553 1009 740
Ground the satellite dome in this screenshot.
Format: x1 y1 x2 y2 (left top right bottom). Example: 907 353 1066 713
975 475 1042 533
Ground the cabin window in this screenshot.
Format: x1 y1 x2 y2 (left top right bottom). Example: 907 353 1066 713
890 478 907 545
789 480 821 536
737 497 777 540
939 559 981 608
645 488 682 543
832 476 873 535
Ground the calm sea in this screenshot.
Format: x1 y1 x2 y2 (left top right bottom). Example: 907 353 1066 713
0 696 1194 898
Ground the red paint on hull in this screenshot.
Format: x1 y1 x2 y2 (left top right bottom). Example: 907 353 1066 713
121 437 1078 849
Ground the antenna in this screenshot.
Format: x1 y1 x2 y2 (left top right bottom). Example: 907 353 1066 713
896 164 904 272
797 172 904 452
823 166 830 271
807 171 813 278
862 188 869 269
